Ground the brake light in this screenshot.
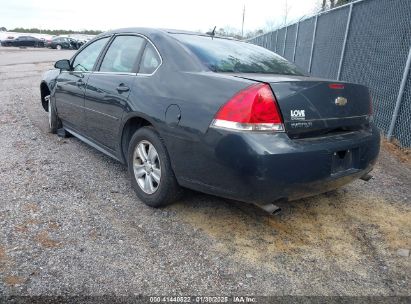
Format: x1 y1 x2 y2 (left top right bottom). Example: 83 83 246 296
211 83 284 131
329 83 345 89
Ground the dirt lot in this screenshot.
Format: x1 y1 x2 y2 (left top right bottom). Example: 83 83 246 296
0 47 410 296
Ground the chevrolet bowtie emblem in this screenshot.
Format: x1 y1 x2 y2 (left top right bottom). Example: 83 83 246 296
335 96 348 106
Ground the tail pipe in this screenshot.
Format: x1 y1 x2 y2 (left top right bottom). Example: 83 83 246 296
258 203 282 215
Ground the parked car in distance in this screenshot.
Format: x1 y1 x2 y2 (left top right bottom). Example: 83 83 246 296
46 37 72 50
39 28 380 214
1 36 45 47
68 37 85 49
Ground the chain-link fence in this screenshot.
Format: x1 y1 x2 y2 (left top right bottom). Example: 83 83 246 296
248 0 411 148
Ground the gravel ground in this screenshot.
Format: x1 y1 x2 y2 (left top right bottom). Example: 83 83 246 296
0 48 410 296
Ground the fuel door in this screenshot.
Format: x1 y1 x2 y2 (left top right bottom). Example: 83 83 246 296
165 104 181 127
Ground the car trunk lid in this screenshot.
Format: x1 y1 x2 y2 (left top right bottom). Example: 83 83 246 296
231 74 372 138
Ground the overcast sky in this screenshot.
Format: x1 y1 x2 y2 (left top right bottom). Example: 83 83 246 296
0 0 320 33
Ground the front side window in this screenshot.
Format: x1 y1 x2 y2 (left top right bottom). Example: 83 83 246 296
99 35 145 73
72 37 110 72
139 43 161 74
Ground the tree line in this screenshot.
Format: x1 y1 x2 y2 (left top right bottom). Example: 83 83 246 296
1 27 102 35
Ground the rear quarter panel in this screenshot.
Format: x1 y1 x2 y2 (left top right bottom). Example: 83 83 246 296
125 68 255 183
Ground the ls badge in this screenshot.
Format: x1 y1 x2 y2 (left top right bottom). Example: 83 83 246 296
335 96 348 106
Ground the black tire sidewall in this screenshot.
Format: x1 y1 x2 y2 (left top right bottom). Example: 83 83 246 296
49 97 61 134
127 127 180 207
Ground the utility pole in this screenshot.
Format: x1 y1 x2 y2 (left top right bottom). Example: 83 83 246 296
241 5 245 38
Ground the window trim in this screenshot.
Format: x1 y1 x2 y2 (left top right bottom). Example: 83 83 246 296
92 33 163 77
138 40 163 76
94 34 147 75
69 35 112 73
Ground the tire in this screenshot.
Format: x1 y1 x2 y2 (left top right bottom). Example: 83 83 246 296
56 44 62 50
46 95 61 134
127 127 181 207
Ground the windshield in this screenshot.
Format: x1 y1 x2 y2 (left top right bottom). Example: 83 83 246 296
173 34 303 75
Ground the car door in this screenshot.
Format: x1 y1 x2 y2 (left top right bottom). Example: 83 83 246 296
54 37 110 133
52 38 61 48
27 37 35 47
84 35 145 151
14 37 24 47
22 37 30 47
62 38 70 49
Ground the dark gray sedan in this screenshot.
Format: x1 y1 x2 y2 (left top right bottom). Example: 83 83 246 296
1 36 45 47
40 28 380 214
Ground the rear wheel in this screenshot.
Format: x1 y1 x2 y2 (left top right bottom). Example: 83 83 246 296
46 95 61 134
128 127 181 207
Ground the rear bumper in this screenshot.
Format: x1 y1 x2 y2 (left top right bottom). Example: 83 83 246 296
175 125 380 205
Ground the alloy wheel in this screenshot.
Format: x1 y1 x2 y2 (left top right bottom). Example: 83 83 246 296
133 140 161 194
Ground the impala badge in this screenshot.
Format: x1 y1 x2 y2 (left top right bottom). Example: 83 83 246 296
335 96 348 106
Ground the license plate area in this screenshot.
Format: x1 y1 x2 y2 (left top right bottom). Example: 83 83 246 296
331 148 359 174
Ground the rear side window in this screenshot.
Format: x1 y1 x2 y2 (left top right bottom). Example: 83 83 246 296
139 43 161 74
173 34 303 75
100 36 145 73
72 37 110 72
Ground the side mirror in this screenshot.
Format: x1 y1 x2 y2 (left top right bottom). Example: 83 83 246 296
54 59 71 71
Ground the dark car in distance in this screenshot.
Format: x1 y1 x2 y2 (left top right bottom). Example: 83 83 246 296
40 28 380 214
45 37 83 50
68 38 84 49
1 36 44 47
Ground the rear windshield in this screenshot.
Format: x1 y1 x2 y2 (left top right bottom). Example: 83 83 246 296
173 34 303 75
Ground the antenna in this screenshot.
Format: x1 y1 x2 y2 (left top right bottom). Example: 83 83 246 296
241 5 245 38
206 26 217 38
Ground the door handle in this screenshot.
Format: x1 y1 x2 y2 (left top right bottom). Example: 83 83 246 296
116 84 130 93
73 72 84 78
76 79 84 87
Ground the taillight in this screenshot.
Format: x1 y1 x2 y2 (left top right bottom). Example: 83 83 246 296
211 83 284 132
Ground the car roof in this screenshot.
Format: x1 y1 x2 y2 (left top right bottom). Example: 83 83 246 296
163 28 239 40
99 27 239 41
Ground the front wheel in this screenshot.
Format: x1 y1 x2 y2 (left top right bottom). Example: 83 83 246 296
128 127 181 207
56 44 62 50
46 95 61 133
